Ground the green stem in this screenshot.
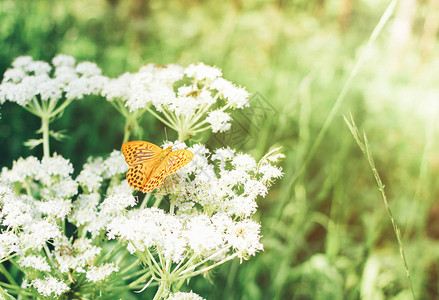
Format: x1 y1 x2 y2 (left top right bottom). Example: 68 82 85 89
176 248 229 277
146 107 177 130
49 98 74 117
127 271 152 289
344 114 416 300
123 118 132 144
175 253 238 281
153 281 170 300
0 263 18 286
190 126 211 134
41 115 50 158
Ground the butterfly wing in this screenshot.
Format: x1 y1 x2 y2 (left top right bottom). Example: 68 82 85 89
141 150 193 192
141 163 168 193
122 141 163 192
126 163 149 192
122 141 162 166
165 149 194 175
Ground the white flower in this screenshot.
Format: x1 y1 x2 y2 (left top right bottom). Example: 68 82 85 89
185 63 222 81
205 110 232 133
0 232 20 259
86 263 119 282
18 255 51 272
38 78 64 101
211 78 250 109
76 157 105 191
212 147 235 170
102 72 132 101
1 156 40 183
12 56 33 69
185 215 225 255
227 195 258 218
65 77 90 99
54 65 78 85
107 208 186 263
127 77 176 112
40 154 74 178
54 238 102 273
232 153 257 172
1 55 107 107
21 220 62 251
244 179 268 198
100 192 137 215
0 82 14 104
167 292 206 300
25 61 51 75
1 193 33 228
46 177 78 198
2 68 26 83
103 150 128 178
226 219 263 258
52 54 75 68
258 164 283 183
69 193 100 226
169 96 200 116
76 62 102 77
38 198 72 219
31 276 70 297
107 180 133 195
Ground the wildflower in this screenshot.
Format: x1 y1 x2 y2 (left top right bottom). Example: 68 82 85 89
1 156 40 183
52 54 75 68
205 110 232 133
18 255 51 272
100 190 137 216
103 150 129 178
40 154 74 178
226 219 263 259
38 198 72 219
30 276 70 297
86 263 119 282
167 292 206 300
21 219 62 251
76 157 105 191
0 55 106 107
184 62 222 81
211 78 250 109
0 232 20 259
54 238 102 273
101 63 250 140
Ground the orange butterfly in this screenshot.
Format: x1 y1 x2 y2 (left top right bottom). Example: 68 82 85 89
122 141 194 193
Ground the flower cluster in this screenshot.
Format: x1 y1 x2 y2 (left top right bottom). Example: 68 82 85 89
0 55 109 156
102 63 250 140
156 143 283 219
0 152 130 298
104 141 282 298
0 54 283 299
0 55 107 106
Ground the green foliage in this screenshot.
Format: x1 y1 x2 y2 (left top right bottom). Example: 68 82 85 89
2 0 439 298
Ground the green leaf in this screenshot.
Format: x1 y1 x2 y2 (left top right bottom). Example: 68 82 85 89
24 139 43 150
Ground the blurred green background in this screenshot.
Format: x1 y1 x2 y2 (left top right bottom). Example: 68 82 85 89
2 0 439 299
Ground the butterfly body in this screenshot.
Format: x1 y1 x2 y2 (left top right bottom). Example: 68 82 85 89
122 141 193 193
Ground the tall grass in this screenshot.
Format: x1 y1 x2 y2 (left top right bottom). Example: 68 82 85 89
344 113 416 299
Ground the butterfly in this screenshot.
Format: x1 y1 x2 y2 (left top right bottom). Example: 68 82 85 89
122 141 194 193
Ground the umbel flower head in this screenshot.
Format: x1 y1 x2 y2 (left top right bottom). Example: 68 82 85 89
0 55 107 106
102 63 250 140
106 141 283 297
